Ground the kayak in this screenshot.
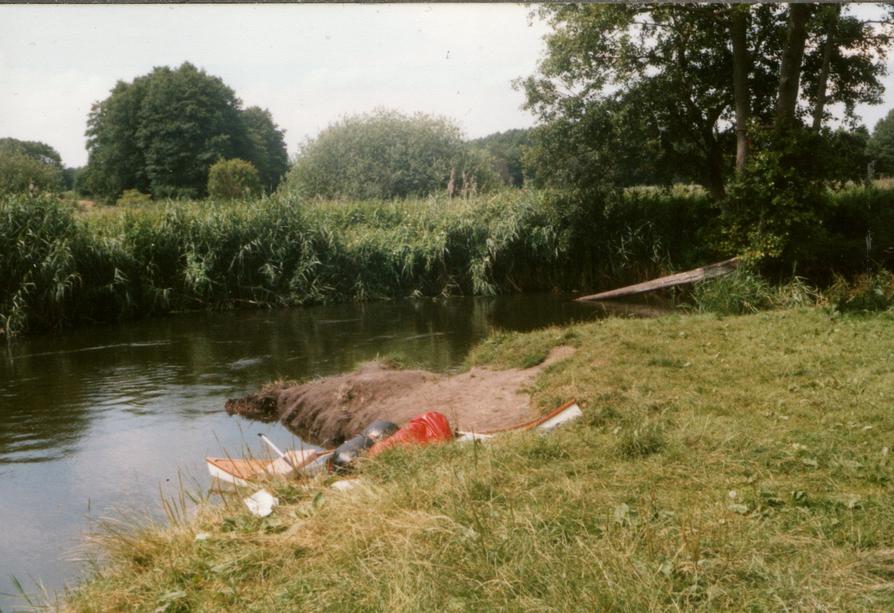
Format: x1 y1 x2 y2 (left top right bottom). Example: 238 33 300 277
207 400 581 485
206 448 326 487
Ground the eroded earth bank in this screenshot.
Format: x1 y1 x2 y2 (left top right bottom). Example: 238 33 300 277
225 346 576 446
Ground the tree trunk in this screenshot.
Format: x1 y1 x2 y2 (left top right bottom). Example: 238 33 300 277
775 3 812 131
706 139 726 199
812 6 840 131
732 6 750 172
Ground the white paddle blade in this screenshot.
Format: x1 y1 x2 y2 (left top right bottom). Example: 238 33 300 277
536 403 583 433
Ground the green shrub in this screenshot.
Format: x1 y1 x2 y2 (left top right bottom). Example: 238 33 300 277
827 270 894 312
721 129 830 266
115 189 152 207
207 159 262 200
691 268 774 315
0 151 63 195
285 109 497 200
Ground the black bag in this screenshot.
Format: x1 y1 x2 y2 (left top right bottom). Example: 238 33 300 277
328 434 374 472
362 419 399 443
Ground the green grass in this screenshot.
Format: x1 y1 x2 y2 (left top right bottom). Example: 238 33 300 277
64 308 894 611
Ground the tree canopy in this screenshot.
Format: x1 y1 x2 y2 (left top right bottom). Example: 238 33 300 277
241 107 290 194
520 4 892 197
868 109 894 176
85 62 288 201
472 129 532 188
0 138 65 195
286 109 498 200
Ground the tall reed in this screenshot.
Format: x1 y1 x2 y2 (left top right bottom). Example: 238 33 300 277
2 184 889 336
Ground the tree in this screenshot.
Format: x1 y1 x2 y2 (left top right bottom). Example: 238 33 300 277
85 62 288 201
241 107 289 193
523 92 685 191
868 109 894 175
135 63 246 199
207 159 262 200
0 138 65 195
802 5 889 131
472 129 532 187
85 77 151 198
520 4 891 196
520 5 738 197
0 138 65 171
731 6 750 172
286 109 492 200
774 4 812 131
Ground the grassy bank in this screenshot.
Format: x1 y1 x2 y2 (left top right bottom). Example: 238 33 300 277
65 307 894 611
2 185 892 336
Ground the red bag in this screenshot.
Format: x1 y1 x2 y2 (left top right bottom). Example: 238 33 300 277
368 411 453 457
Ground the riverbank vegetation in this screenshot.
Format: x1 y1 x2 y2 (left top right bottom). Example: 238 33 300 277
3 184 892 337
64 306 894 611
5 6 894 338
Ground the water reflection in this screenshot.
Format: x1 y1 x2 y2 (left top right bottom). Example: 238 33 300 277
0 294 659 609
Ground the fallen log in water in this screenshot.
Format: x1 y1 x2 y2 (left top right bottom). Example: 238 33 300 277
576 257 739 302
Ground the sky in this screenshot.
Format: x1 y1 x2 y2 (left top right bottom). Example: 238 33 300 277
0 4 549 167
2 4 894 169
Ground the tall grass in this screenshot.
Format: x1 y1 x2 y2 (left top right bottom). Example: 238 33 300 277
0 189 716 336
2 184 891 336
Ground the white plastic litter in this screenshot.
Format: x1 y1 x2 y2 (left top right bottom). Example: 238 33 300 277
330 479 360 492
244 489 278 517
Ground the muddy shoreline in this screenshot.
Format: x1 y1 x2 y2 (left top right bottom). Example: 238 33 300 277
226 346 576 446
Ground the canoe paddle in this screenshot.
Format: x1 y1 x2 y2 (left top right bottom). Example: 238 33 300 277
258 433 298 471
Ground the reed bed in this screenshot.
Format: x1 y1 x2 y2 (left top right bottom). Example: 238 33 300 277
0 189 713 336
2 184 890 336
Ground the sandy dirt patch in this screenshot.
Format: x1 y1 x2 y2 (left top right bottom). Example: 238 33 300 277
226 345 576 446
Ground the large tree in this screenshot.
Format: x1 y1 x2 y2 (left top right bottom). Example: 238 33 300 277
0 138 65 195
241 107 290 194
521 4 891 196
85 63 288 200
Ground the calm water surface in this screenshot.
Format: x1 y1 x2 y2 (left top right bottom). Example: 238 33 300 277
0 295 654 610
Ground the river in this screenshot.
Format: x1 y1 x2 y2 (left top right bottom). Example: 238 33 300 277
0 294 655 610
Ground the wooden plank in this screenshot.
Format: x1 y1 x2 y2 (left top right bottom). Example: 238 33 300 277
575 257 739 302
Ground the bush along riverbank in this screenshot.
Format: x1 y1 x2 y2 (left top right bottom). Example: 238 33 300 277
63 306 894 611
2 185 893 336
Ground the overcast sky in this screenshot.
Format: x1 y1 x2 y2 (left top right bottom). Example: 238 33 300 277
2 4 894 169
0 4 549 167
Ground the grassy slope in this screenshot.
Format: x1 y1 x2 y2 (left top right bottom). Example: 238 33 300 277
67 308 894 611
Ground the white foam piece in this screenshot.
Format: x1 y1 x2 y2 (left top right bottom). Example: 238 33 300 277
244 489 278 517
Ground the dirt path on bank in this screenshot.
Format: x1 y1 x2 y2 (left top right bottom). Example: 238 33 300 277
226 346 576 446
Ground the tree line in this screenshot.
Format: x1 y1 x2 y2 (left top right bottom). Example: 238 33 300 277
5 5 894 219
